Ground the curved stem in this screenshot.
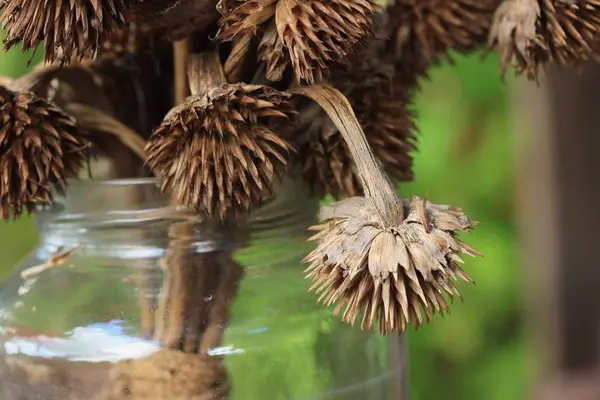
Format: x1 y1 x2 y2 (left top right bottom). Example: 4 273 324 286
188 52 227 96
291 84 403 224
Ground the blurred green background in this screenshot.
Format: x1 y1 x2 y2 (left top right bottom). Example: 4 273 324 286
0 45 527 398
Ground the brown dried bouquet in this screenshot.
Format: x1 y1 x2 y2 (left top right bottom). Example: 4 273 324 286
1 0 596 358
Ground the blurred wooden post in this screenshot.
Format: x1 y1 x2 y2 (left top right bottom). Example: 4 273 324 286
516 63 600 399
389 335 410 399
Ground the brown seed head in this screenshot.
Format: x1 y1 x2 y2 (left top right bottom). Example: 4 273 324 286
0 85 91 221
0 0 128 64
275 0 381 84
489 0 600 81
387 0 495 64
146 84 296 219
217 0 278 41
304 196 480 335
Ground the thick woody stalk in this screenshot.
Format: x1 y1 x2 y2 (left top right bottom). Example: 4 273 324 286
188 53 228 96
291 85 403 224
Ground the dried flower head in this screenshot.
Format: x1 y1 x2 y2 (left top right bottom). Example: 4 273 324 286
292 42 417 198
488 0 600 80
0 0 128 64
275 0 380 83
0 85 90 220
146 84 295 219
387 0 495 64
304 196 480 334
217 0 278 41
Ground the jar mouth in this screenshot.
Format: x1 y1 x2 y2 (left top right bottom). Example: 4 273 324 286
65 177 161 188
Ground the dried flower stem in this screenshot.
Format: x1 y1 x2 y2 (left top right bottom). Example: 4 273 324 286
188 53 228 95
173 38 192 104
153 49 239 353
199 254 244 353
291 85 403 224
20 245 81 280
152 37 197 348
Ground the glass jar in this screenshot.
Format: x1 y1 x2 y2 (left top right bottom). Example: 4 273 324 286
0 177 408 399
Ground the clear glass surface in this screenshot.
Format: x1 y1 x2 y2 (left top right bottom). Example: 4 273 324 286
0 178 407 399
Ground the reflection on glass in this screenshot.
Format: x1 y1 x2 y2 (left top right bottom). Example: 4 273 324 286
0 177 406 399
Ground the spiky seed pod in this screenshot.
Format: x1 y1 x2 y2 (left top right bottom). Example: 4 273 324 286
489 0 600 80
291 39 418 198
146 84 295 219
304 196 480 334
0 0 128 64
217 0 278 41
387 0 496 64
275 0 380 84
0 85 90 221
258 21 291 82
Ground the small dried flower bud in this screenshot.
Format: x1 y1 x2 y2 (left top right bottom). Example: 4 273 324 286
304 196 481 334
275 0 381 83
0 0 128 64
489 0 600 80
0 85 91 221
146 84 296 219
387 0 496 64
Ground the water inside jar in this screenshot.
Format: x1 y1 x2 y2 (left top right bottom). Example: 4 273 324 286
0 178 406 399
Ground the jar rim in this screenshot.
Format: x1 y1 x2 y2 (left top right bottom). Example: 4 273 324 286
65 177 161 187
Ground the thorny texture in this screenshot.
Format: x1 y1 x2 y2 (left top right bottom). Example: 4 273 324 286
292 39 417 198
0 0 128 64
489 0 600 80
387 0 496 64
276 0 380 84
218 0 380 84
258 21 290 82
217 0 277 41
145 84 295 219
0 85 90 220
304 196 480 335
